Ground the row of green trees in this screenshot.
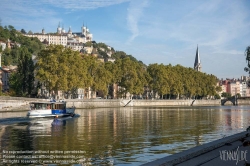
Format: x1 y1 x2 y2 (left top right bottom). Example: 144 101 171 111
34 45 220 99
36 45 108 97
147 63 221 99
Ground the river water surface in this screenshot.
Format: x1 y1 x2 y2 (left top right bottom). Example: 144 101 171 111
1 105 250 165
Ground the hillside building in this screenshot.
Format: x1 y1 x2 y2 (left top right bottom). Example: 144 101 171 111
219 78 250 98
25 23 93 50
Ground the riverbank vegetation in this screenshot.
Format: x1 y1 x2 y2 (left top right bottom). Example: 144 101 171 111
0 25 221 99
244 46 250 83
0 25 43 96
35 45 219 99
0 25 44 65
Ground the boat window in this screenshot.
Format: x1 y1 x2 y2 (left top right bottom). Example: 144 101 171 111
54 104 65 110
47 104 51 109
35 104 40 109
32 103 47 109
30 104 35 110
42 104 46 109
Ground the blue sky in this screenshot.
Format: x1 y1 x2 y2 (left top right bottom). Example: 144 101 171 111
1 0 250 79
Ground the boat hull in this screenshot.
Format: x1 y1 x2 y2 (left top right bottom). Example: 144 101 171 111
27 108 75 118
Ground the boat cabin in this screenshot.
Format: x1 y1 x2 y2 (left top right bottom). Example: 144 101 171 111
30 102 66 110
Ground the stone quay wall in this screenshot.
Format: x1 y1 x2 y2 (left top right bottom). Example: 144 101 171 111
0 96 250 111
0 97 47 111
60 99 222 108
238 99 250 105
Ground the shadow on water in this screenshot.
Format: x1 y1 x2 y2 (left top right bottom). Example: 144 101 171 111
0 112 81 125
0 117 31 125
0 114 80 166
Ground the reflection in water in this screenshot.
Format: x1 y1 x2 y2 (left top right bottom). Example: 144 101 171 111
1 106 250 165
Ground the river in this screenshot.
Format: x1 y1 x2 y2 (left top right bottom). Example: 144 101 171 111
0 105 250 165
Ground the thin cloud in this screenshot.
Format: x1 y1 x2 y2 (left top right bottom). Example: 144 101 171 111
0 0 130 17
0 0 56 17
137 0 249 49
42 0 131 10
0 0 131 31
172 0 249 48
212 49 243 55
126 0 148 43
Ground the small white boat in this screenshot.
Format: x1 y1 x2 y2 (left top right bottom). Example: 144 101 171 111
27 101 75 118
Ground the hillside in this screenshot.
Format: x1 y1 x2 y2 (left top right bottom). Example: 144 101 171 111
0 25 44 66
0 25 143 66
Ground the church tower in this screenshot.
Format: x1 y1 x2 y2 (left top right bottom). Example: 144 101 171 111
57 22 62 34
68 26 72 34
81 22 86 36
194 45 202 72
62 24 65 33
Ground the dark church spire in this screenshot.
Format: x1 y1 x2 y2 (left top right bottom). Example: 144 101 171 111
194 45 202 72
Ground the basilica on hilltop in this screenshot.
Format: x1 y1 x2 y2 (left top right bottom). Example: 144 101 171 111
25 22 93 52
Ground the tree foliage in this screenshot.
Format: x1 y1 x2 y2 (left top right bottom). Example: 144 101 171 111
21 29 26 34
111 51 126 60
36 45 87 96
245 46 250 75
214 93 221 99
0 25 44 66
34 46 219 99
9 47 34 96
114 57 147 97
147 63 218 99
85 41 92 47
221 92 231 98
35 45 115 98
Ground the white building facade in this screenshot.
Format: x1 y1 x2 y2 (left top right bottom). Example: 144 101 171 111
25 23 93 47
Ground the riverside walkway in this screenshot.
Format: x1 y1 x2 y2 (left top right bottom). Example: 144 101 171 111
142 131 250 166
